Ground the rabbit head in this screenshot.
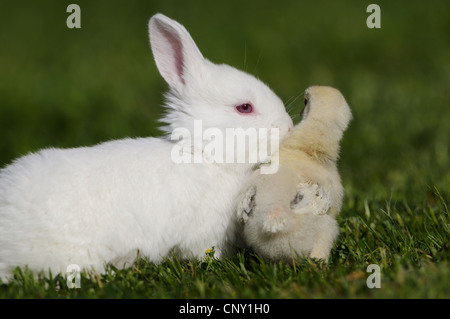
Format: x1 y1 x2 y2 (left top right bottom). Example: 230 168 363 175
149 14 293 161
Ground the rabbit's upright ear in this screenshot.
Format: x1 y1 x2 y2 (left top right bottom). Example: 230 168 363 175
149 14 205 92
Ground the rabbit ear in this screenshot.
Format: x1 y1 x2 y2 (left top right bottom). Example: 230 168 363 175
149 14 205 92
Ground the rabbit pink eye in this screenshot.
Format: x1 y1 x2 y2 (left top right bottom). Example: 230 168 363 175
235 103 253 114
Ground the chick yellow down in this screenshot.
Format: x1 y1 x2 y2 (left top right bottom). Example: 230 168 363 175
237 86 352 261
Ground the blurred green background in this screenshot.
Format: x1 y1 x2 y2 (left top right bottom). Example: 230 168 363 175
0 0 449 204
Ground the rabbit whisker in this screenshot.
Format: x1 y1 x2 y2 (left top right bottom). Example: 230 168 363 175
285 92 304 120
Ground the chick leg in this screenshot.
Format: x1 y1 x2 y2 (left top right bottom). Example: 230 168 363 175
309 215 339 261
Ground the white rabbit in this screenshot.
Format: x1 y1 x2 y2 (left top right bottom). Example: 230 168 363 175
0 14 293 280
237 86 352 262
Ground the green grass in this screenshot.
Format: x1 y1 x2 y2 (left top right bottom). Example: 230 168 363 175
1 189 448 299
0 0 449 298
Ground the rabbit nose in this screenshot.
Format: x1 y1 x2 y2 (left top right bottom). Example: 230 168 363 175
272 120 292 137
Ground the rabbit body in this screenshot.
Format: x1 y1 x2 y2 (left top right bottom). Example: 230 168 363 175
0 138 245 277
0 14 293 280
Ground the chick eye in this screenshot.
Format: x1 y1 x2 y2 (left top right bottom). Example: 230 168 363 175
235 103 253 114
301 98 309 119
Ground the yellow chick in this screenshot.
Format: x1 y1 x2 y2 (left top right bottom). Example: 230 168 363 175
237 86 352 262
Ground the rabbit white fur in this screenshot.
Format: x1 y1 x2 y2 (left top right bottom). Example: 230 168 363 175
237 86 352 262
0 14 293 280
